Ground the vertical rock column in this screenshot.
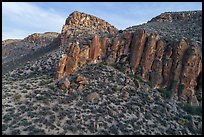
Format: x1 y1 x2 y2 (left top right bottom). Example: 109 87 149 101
100 36 107 60
55 54 68 79
169 39 189 95
150 39 165 88
106 37 121 64
89 35 101 64
140 33 157 81
162 46 173 88
179 44 202 103
130 29 147 74
65 43 81 75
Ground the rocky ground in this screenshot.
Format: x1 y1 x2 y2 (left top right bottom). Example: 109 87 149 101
2 48 202 135
125 16 202 47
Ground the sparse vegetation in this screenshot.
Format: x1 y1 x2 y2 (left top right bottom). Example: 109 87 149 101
181 104 202 116
177 118 188 126
13 93 22 101
158 88 173 99
39 80 51 86
128 73 135 80
48 84 55 90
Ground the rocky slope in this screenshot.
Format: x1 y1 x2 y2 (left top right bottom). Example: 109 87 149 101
56 10 202 105
126 10 202 47
2 32 60 64
2 57 202 135
2 32 61 74
2 10 202 135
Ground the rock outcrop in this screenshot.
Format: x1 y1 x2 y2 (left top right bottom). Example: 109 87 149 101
148 10 202 22
56 11 202 105
2 32 60 64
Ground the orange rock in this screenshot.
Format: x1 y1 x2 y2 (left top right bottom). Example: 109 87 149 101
100 36 107 58
65 43 80 75
89 35 101 64
55 54 67 79
141 33 157 81
78 47 90 67
179 44 202 101
169 39 189 93
123 32 133 55
76 75 89 85
77 84 84 91
130 29 147 73
106 38 120 64
58 77 70 90
150 39 165 88
162 46 173 88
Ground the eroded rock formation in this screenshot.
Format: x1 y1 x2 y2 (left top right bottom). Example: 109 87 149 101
56 11 202 105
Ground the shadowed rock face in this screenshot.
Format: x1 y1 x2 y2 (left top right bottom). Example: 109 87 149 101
2 32 60 64
56 11 202 105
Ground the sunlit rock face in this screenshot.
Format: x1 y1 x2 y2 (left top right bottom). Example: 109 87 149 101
56 11 202 105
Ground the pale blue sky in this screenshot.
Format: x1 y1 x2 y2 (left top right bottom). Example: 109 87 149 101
2 2 202 40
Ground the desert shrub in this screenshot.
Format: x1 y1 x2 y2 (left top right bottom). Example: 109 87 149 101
21 90 27 93
181 104 202 116
135 75 143 82
39 80 50 86
146 81 153 88
177 118 188 126
48 84 55 90
13 93 22 101
155 95 160 102
158 88 173 99
99 61 108 66
111 64 125 73
178 84 185 96
128 73 135 80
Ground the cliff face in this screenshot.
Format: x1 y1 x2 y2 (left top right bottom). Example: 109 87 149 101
56 11 202 105
60 11 118 50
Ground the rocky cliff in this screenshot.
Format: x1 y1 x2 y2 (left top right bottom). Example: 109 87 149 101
56 11 202 105
2 10 202 135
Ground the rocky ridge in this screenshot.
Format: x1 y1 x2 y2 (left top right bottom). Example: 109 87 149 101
56 11 202 105
2 32 60 64
2 10 202 135
148 10 202 22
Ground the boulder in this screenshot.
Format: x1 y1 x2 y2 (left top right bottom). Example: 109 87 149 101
86 92 100 101
57 77 70 90
76 75 89 85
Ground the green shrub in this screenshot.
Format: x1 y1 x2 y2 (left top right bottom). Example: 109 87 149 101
158 88 173 99
13 93 22 101
135 75 143 82
39 80 50 86
182 104 202 116
128 73 135 80
48 84 55 90
178 84 185 94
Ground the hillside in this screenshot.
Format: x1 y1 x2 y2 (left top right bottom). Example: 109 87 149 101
2 10 202 135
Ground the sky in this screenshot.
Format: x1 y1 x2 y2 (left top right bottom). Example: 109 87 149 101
2 2 202 40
